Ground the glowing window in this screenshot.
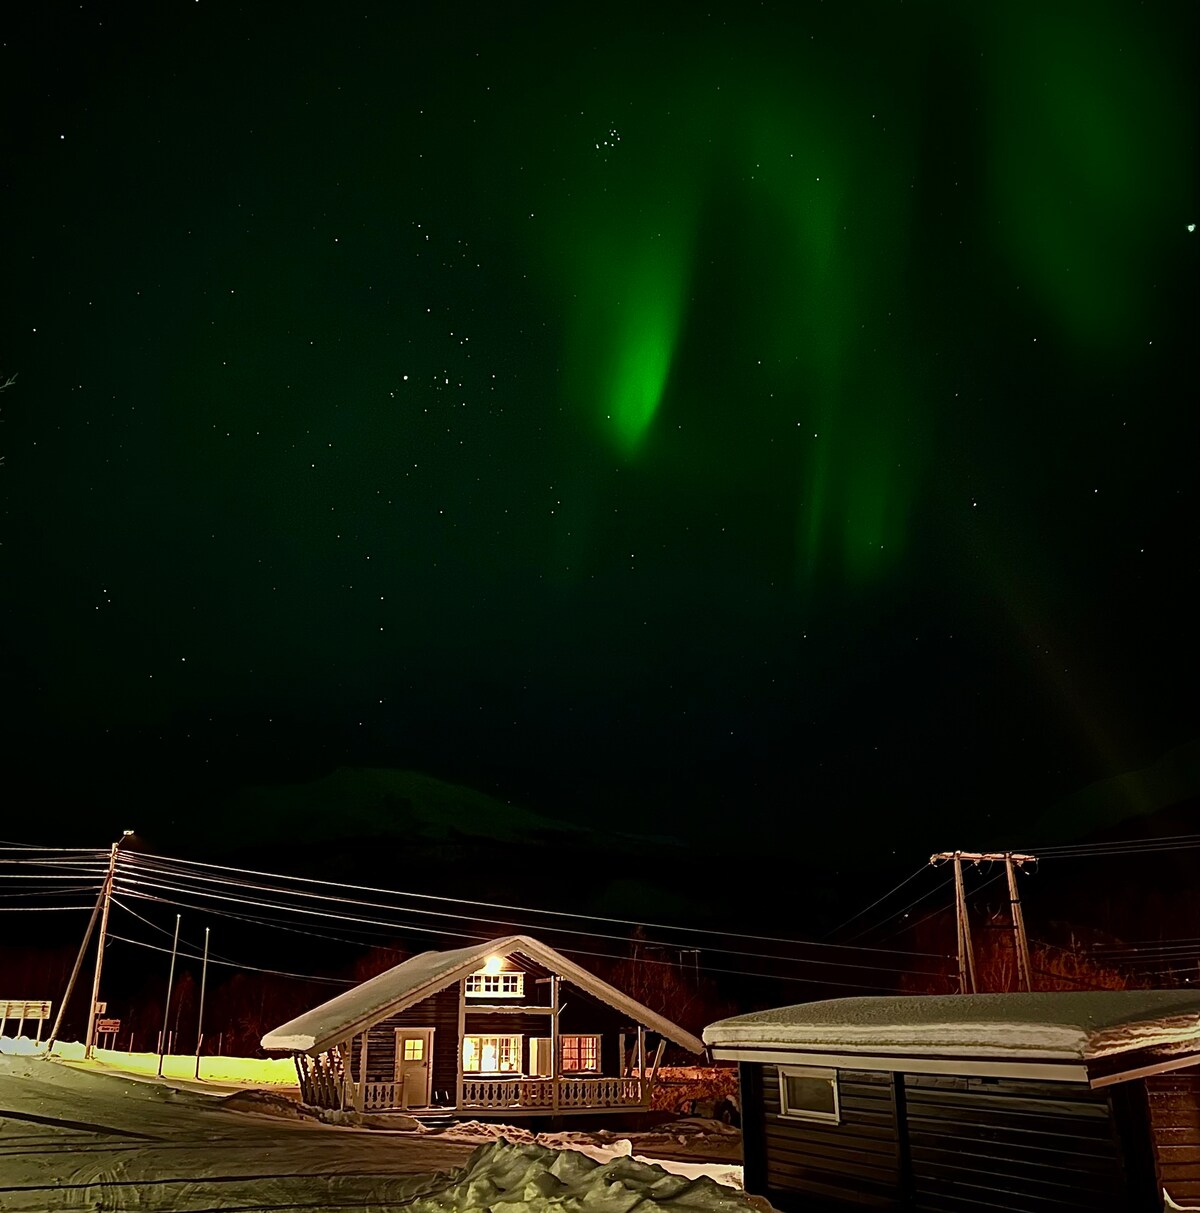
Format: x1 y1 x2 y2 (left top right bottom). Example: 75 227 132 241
463 1034 522 1073
465 971 524 997
560 1035 600 1073
778 1066 839 1123
403 1038 424 1062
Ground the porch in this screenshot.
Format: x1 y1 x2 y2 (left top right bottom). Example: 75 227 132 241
360 1075 645 1113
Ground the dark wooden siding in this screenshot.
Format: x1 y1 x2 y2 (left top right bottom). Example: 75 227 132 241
1146 1070 1200 1208
747 1063 902 1211
903 1074 1151 1213
348 985 460 1101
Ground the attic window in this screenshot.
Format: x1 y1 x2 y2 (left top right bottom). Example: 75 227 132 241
778 1066 840 1123
465 971 524 998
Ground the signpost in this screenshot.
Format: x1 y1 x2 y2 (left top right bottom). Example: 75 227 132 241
96 1017 121 1048
0 1000 53 1043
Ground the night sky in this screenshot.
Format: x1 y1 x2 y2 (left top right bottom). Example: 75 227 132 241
2 2 1197 869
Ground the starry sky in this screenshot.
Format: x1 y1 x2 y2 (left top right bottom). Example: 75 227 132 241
1 1 1197 866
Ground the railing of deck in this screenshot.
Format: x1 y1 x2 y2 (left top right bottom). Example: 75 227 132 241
360 1076 647 1112
363 1081 400 1110
461 1076 644 1109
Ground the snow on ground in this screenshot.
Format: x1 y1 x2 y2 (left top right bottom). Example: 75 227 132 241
0 1046 750 1212
404 1138 758 1213
1 1034 299 1087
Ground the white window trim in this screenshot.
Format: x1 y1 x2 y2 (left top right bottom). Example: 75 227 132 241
559 1034 602 1074
464 971 525 998
777 1065 840 1123
462 1033 524 1075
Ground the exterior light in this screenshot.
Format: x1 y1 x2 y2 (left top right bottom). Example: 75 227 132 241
483 955 503 975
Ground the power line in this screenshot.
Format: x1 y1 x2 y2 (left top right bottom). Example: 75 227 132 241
129 850 944 958
105 932 357 986
841 870 956 944
115 866 948 979
822 863 933 939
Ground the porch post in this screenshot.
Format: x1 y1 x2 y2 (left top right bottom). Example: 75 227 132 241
618 1031 627 1077
356 1030 367 1111
646 1038 666 1104
455 976 466 1112
636 1025 645 1102
550 974 560 1114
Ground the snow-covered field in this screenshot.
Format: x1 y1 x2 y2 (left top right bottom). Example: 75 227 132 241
0 1045 752 1213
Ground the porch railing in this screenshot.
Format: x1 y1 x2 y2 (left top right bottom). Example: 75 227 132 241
363 1081 400 1110
360 1075 646 1112
462 1076 644 1109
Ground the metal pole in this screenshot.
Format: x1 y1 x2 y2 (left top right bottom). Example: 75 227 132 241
157 914 181 1078
195 926 209 1080
84 842 121 1059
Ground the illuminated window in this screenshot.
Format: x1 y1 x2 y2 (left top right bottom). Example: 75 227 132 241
463 1034 522 1073
531 1035 601 1074
403 1038 424 1062
560 1035 600 1073
778 1066 839 1123
465 971 524 998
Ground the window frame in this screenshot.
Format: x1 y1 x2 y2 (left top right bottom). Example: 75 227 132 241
559 1033 602 1074
464 971 525 998
462 1033 524 1075
777 1065 840 1124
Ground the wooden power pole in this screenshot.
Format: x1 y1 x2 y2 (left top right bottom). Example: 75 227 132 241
931 851 1037 994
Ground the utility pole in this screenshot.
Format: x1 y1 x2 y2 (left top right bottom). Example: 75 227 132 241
931 851 1037 994
157 914 181 1077
81 830 134 1059
195 926 209 1080
953 854 977 993
1004 853 1034 992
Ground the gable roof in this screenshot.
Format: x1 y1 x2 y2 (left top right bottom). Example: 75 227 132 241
704 991 1200 1062
262 933 705 1055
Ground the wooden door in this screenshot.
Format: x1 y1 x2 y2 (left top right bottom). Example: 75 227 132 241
393 1027 434 1108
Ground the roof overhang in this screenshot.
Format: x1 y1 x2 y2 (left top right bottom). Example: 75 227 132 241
710 1043 1090 1084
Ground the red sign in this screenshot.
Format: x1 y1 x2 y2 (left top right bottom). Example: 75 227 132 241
96 1018 121 1034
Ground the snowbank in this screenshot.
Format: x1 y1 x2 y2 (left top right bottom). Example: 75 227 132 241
1 1037 298 1089
410 1138 757 1213
0 1035 52 1056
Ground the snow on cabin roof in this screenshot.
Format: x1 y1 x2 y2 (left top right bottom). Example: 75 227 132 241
703 991 1200 1061
262 933 705 1056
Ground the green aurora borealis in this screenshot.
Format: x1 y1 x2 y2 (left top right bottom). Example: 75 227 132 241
0 1 1196 855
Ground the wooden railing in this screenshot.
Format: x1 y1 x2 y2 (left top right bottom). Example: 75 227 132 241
363 1081 401 1111
461 1076 644 1109
559 1077 642 1107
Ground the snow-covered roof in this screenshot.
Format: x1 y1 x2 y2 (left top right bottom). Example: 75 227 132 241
703 991 1200 1061
262 934 705 1055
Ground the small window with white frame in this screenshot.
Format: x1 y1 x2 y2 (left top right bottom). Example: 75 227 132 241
465 970 525 998
777 1066 839 1123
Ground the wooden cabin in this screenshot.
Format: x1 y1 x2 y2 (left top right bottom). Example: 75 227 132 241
262 933 704 1118
705 991 1200 1212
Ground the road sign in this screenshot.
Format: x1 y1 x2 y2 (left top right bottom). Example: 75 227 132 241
96 1018 121 1034
94 1001 107 1014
